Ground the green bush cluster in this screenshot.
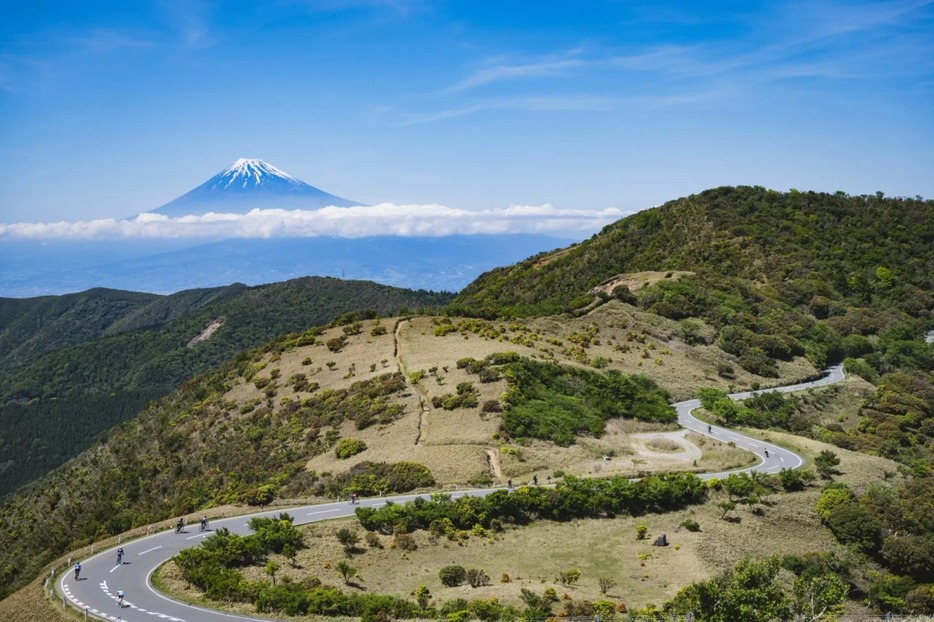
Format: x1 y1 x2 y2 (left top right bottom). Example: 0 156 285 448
816 478 934 613
430 382 479 410
322 461 435 497
334 438 367 459
492 356 674 445
666 554 851 622
175 513 303 600
356 473 706 534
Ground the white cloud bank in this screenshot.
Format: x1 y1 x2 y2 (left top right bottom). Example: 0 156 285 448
0 203 626 240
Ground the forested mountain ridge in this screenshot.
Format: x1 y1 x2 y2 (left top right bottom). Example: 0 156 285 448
0 287 165 372
456 186 934 320
0 278 452 498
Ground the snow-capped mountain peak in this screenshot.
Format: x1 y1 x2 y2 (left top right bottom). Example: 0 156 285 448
149 158 361 216
221 158 300 188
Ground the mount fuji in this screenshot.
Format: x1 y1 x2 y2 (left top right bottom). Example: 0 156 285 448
150 158 360 217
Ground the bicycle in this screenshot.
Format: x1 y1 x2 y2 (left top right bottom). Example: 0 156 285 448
116 588 125 607
199 518 209 532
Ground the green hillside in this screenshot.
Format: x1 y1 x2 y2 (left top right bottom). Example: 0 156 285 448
0 288 163 369
0 278 452 498
456 186 934 320
455 187 934 468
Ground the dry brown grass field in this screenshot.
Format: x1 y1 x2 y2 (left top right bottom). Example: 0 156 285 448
218 304 828 490
152 434 902 619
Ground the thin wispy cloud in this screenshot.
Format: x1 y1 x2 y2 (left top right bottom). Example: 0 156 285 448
403 0 933 124
299 0 424 17
443 58 583 93
69 29 153 52
0 204 626 240
401 95 622 125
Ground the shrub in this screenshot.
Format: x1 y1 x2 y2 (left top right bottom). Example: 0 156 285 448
335 438 367 459
881 536 934 581
392 532 417 551
826 501 883 554
779 468 811 491
716 362 735 379
364 532 382 549
738 348 779 377
556 569 581 586
466 568 490 588
439 565 467 587
815 485 852 521
814 450 841 479
481 400 502 413
680 519 701 532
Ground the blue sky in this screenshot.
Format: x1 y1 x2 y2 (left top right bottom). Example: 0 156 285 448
1 0 932 224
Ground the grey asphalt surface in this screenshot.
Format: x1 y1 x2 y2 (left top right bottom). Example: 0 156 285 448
60 364 845 622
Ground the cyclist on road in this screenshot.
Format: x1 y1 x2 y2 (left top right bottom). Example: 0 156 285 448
200 516 208 531
349 492 358 504
175 518 184 533
116 547 124 565
764 449 770 458
116 588 125 607
74 562 81 581
707 424 712 433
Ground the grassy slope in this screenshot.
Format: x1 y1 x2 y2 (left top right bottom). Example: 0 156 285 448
0 277 452 498
0 302 823 601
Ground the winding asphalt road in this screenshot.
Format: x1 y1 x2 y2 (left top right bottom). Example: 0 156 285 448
59 364 845 622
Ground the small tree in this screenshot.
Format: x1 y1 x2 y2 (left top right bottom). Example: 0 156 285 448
718 500 737 520
439 565 467 587
636 524 648 540
336 560 357 584
265 561 280 586
282 543 297 567
814 450 841 479
599 577 616 595
412 585 431 610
